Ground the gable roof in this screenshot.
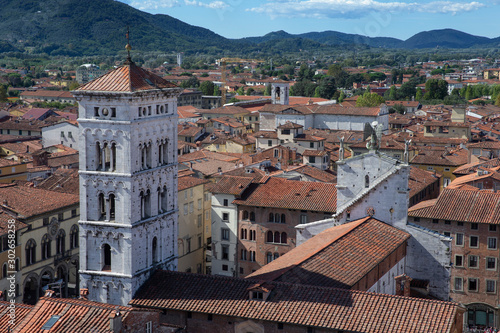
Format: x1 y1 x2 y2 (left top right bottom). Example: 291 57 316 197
130 270 461 333
409 188 500 224
76 60 177 92
233 177 336 212
248 217 410 288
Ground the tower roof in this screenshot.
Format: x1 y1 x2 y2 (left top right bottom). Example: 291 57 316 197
76 61 177 93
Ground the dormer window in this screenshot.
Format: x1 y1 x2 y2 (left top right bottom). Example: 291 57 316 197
252 291 263 300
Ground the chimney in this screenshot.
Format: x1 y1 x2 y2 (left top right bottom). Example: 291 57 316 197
218 167 222 174
394 274 412 297
79 288 89 300
26 145 29 153
109 309 122 333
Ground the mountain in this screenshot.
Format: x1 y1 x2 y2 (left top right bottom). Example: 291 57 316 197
0 0 237 55
403 29 494 49
0 0 499 56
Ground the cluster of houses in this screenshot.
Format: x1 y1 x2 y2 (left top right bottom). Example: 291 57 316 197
4 56 500 332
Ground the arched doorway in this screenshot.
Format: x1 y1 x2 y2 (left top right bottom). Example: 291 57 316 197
39 268 54 299
23 274 39 305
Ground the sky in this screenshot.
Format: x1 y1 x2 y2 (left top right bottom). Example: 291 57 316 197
118 0 500 40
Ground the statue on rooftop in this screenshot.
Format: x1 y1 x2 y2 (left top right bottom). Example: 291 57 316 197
363 121 383 151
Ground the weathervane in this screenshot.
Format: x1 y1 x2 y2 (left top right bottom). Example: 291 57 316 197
125 26 132 62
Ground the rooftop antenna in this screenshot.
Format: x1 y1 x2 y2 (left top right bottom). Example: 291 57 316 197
125 26 132 63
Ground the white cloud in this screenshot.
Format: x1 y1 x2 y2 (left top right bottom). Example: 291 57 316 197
247 0 486 19
129 0 228 10
130 0 180 10
184 0 229 9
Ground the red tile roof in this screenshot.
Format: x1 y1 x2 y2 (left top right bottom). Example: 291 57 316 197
233 177 336 212
177 175 209 191
248 217 409 289
0 183 79 219
130 270 462 333
76 61 178 92
453 157 500 175
409 187 500 224
13 297 132 332
209 175 254 196
0 301 33 329
410 147 468 167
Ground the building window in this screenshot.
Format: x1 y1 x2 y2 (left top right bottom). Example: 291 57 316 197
365 175 370 188
468 278 478 292
269 213 274 222
267 140 272 147
266 252 273 264
41 234 51 260
490 225 497 232
183 203 188 215
189 202 194 213
413 217 420 222
241 249 247 260
241 228 247 240
444 220 451 225
250 212 255 221
443 178 451 187
152 237 158 263
43 217 49 225
198 199 202 210
300 215 307 224
455 233 464 246
454 277 463 291
457 221 463 226
487 280 496 293
222 212 229 222
487 257 496 270
58 213 64 221
252 291 263 300
281 214 286 224
470 236 479 248
469 255 478 268
471 223 479 230
103 244 111 270
221 228 230 241
432 219 439 224
56 230 65 255
488 237 497 250
71 209 77 217
223 199 228 206
222 245 229 260
455 255 463 267
25 239 36 265
243 211 249 220
249 251 255 262
249 230 256 241
146 321 152 333
267 231 273 243
70 224 79 249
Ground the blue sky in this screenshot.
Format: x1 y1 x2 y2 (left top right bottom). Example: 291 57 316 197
118 0 500 40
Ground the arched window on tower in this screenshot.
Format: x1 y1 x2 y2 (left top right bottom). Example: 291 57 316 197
275 213 280 223
243 211 249 220
102 244 111 270
267 231 273 243
250 212 255 222
266 252 273 264
98 193 106 220
281 232 287 244
96 142 102 170
140 190 151 219
109 194 116 220
274 231 281 244
152 237 158 263
365 175 370 188
281 214 286 224
269 213 274 222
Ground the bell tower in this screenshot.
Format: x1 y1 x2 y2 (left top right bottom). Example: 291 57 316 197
73 52 182 305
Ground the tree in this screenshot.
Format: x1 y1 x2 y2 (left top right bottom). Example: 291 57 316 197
496 94 500 107
264 84 272 96
0 85 8 102
424 79 448 100
315 77 336 99
356 91 384 107
415 88 423 101
399 79 417 100
236 86 245 95
199 81 215 96
386 85 398 100
246 88 255 96
338 91 345 103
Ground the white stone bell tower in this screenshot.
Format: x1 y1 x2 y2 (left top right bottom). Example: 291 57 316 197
271 82 289 105
73 55 182 306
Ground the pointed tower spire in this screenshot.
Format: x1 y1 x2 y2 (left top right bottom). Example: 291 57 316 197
125 26 132 64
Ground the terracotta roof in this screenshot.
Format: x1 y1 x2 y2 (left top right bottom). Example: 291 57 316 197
409 188 500 224
178 175 209 191
423 121 470 128
76 60 178 92
234 177 336 212
285 165 336 183
453 157 500 175
209 176 254 196
277 121 303 129
196 105 249 115
248 217 409 288
468 141 500 149
130 270 461 333
410 148 468 167
408 166 440 198
0 183 79 219
0 301 33 329
302 149 327 157
294 134 325 142
34 169 79 195
385 100 420 107
447 168 500 189
252 131 278 139
0 211 28 237
13 297 132 332
178 124 203 137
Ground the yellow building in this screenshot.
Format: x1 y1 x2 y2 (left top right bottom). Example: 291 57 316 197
410 147 469 190
0 213 28 302
225 136 255 154
0 159 28 183
0 184 80 304
177 176 211 274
